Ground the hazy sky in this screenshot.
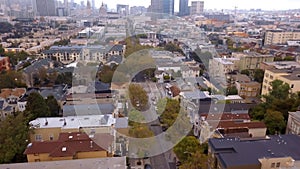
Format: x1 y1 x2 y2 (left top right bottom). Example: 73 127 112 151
75 0 300 11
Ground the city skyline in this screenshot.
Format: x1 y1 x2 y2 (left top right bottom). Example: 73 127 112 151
71 0 300 11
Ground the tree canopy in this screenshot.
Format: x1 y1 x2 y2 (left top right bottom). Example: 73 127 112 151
0 112 30 164
173 136 208 169
159 99 180 128
250 79 300 134
24 92 51 120
0 71 26 90
128 84 149 111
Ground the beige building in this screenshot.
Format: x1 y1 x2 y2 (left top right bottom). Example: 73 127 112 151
264 30 300 45
24 132 109 162
232 52 274 71
262 68 300 96
29 115 116 142
286 111 300 135
190 1 204 15
236 81 261 99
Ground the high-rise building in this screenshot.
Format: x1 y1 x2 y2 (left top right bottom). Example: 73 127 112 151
130 6 147 15
179 0 189 16
150 0 174 15
35 0 56 16
190 1 204 15
91 0 95 9
117 4 129 16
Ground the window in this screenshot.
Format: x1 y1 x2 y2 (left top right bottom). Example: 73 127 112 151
291 84 294 88
276 162 280 168
271 163 275 168
35 134 42 141
49 134 54 141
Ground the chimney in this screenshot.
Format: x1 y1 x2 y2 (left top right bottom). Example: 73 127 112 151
63 119 67 126
90 141 93 148
45 118 48 126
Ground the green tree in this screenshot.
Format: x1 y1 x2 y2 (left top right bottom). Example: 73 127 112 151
160 99 180 128
0 112 30 164
226 86 238 95
174 136 209 169
241 69 250 76
128 84 149 111
0 71 26 90
46 95 60 117
0 45 4 55
174 136 201 162
264 110 286 134
253 69 264 83
25 92 51 120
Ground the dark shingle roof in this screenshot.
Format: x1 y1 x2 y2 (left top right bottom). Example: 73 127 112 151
63 103 114 116
110 44 123 52
209 135 300 168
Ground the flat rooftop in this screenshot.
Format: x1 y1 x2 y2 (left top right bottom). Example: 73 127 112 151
30 115 116 129
0 157 126 169
209 134 300 168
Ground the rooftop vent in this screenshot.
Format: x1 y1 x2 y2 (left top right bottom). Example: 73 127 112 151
62 147 67 152
68 136 73 139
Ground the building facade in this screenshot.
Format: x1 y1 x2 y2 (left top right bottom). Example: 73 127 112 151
232 52 274 70
35 0 56 16
264 30 300 45
262 68 300 96
190 1 204 15
150 0 174 15
286 111 300 135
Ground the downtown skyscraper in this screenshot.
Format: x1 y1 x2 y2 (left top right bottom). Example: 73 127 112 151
150 0 174 15
179 0 189 16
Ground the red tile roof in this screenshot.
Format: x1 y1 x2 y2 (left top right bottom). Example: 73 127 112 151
24 132 106 157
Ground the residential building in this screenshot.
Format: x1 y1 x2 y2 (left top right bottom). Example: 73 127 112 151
0 57 10 72
204 14 230 22
260 61 300 70
209 58 239 78
179 0 189 16
24 132 110 162
0 157 126 169
29 115 116 142
232 52 274 70
0 88 26 118
264 30 300 45
262 68 300 96
208 135 300 169
286 111 300 135
35 0 56 16
236 81 261 99
190 1 204 15
41 44 125 65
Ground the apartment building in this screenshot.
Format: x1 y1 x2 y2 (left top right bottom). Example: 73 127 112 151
24 132 109 162
209 58 239 77
41 44 125 65
208 135 300 169
232 52 274 70
264 30 300 45
286 111 300 135
262 68 300 96
190 1 204 15
29 115 116 142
